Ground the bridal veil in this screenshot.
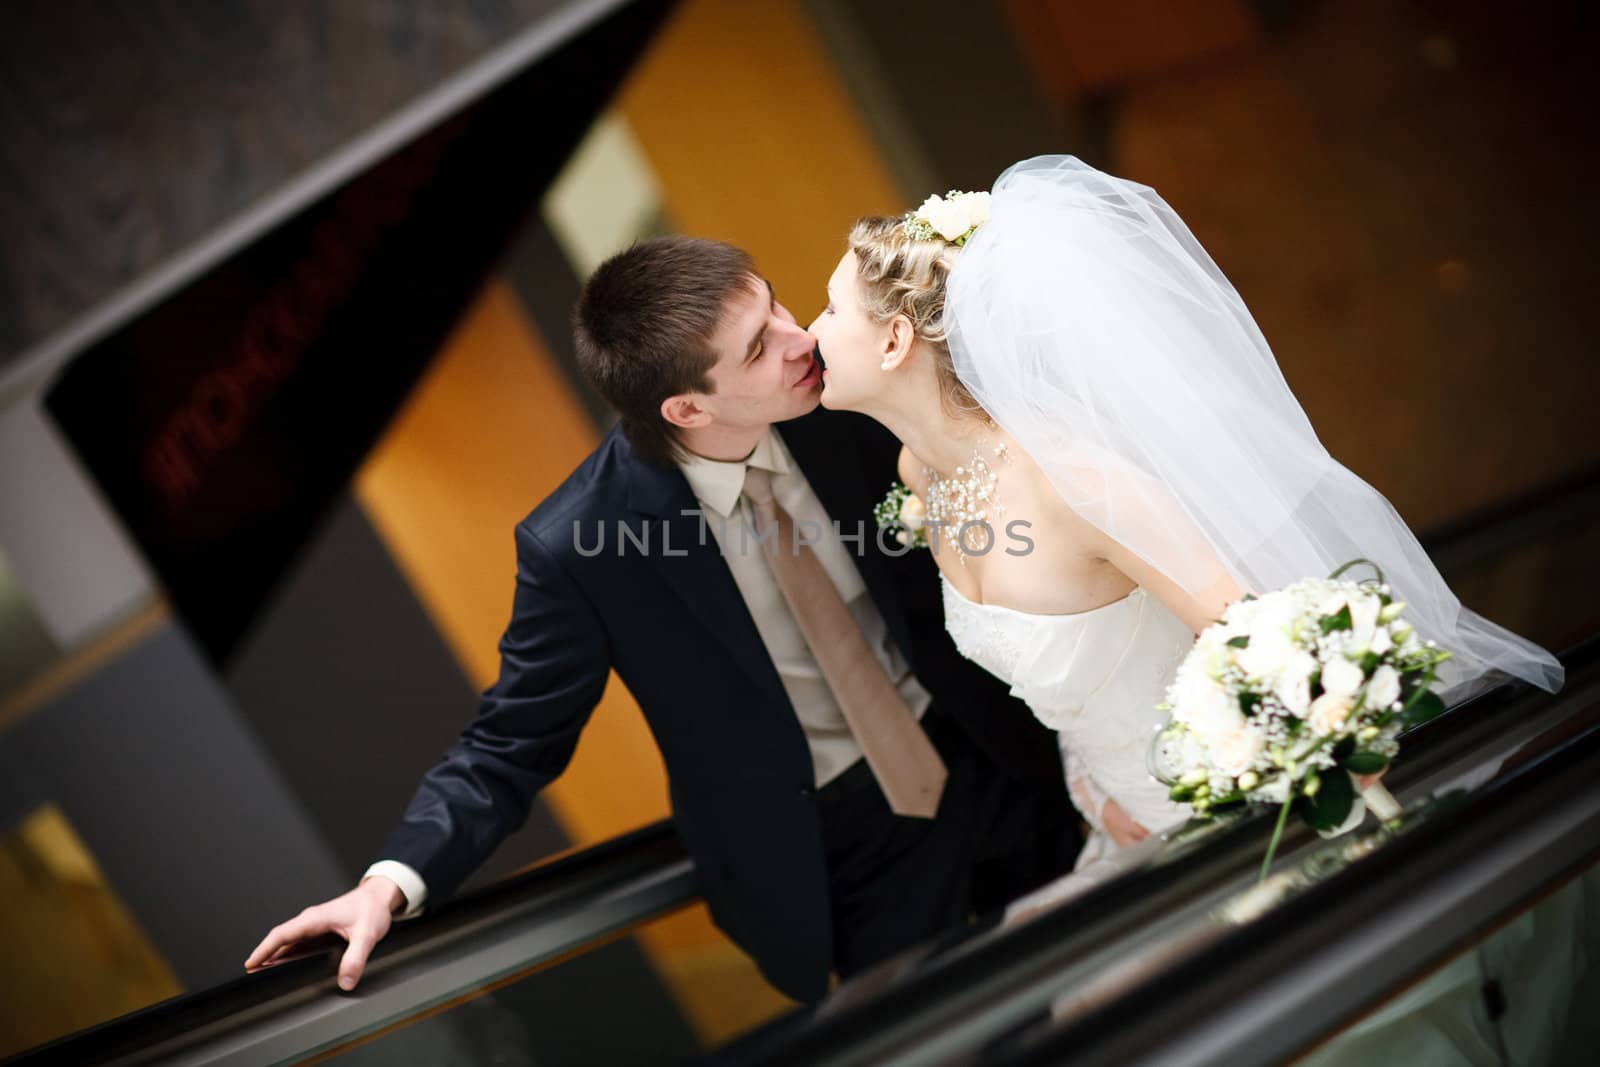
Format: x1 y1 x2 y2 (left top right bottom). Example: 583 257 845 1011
943 155 1562 695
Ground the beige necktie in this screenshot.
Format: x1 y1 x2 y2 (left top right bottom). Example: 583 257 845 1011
743 465 948 818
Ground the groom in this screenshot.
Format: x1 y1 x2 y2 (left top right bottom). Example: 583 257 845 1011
246 236 1079 1003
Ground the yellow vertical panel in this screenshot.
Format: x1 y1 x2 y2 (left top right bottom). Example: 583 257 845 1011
354 279 667 845
0 806 182 1058
618 0 905 311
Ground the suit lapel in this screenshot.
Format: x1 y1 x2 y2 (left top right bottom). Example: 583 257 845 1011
624 445 787 702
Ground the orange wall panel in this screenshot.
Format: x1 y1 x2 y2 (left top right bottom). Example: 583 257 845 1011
354 279 669 846
618 0 904 313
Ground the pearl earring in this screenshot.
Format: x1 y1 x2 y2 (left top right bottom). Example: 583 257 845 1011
880 360 893 371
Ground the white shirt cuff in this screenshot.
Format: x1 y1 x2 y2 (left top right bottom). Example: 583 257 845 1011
362 860 428 920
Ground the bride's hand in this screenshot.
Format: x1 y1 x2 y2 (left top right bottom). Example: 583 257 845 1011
1355 768 1388 792
1102 797 1150 847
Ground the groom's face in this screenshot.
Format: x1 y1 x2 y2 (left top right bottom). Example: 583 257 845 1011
692 275 823 430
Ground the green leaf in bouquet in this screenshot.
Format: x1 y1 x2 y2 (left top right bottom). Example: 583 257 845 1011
1319 604 1353 634
1342 750 1390 774
1400 669 1427 696
1401 689 1447 726
1227 635 1250 648
1296 768 1355 831
1239 691 1262 716
1332 736 1356 761
1360 652 1381 675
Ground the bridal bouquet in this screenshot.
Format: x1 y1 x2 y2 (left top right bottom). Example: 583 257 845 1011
1151 565 1453 878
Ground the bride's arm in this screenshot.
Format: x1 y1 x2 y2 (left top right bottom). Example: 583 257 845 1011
1091 529 1243 636
1041 453 1244 635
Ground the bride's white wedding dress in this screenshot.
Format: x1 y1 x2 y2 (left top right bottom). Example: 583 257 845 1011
941 576 1195 865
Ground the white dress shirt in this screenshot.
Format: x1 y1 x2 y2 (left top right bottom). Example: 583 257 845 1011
365 429 930 920
676 429 931 788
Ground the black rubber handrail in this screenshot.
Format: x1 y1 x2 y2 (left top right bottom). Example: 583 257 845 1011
713 638 1599 1067
3 820 694 1066
991 652 1600 1066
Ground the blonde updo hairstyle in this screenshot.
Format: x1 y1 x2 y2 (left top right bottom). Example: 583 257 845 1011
846 216 984 419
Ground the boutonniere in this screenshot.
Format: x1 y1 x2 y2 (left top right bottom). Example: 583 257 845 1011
873 481 929 549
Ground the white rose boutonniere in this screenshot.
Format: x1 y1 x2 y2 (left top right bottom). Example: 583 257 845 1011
899 492 926 530
874 482 930 549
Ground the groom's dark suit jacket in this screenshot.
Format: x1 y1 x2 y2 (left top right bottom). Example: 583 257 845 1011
381 406 1065 1002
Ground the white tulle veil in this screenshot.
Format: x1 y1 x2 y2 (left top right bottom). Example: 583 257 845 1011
944 155 1562 695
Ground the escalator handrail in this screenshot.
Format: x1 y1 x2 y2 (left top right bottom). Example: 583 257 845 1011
3 820 696 1066
717 637 1600 1067
993 650 1600 1066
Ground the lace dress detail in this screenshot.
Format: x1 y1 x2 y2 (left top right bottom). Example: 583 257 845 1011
941 577 1196 866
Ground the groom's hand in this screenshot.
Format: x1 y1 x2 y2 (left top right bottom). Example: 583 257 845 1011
244 876 404 991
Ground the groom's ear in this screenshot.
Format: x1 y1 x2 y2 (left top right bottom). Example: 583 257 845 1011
661 393 712 430
881 314 916 372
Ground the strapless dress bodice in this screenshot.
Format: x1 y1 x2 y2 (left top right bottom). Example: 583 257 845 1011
941 577 1195 839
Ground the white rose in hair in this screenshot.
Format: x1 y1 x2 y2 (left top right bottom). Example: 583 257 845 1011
1320 656 1364 701
962 191 992 229
924 197 973 241
1366 664 1402 710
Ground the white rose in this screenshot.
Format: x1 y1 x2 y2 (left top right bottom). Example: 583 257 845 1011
1317 593 1348 618
1223 597 1260 631
898 493 927 531
1366 664 1402 710
1309 692 1353 735
1234 594 1298 675
960 191 991 230
1349 592 1381 652
1370 627 1393 655
918 196 971 241
1275 668 1312 716
1172 670 1244 740
1258 775 1291 804
1320 657 1364 701
1211 727 1263 777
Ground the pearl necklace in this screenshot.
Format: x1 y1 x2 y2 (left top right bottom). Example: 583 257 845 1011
923 440 1010 562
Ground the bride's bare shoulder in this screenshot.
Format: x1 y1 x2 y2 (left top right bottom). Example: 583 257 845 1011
898 444 932 497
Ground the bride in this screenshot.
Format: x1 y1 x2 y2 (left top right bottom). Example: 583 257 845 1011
808 155 1563 865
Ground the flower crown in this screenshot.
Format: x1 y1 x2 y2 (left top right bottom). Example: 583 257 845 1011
902 189 992 245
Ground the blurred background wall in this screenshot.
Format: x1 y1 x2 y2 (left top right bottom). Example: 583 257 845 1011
0 0 1595 1059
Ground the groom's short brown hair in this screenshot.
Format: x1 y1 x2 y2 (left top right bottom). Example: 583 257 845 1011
574 236 755 466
